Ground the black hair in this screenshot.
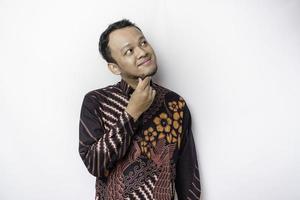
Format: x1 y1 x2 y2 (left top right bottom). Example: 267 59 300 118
98 19 142 63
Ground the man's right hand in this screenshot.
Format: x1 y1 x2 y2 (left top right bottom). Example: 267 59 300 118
125 76 156 121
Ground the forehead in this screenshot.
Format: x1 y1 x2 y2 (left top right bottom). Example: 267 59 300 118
108 26 144 50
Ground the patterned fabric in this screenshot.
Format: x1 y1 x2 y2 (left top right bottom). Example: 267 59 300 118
79 79 201 200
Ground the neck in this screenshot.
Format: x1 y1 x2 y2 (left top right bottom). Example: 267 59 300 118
122 77 139 89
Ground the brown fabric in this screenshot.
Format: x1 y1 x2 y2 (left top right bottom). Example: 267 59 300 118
79 79 201 200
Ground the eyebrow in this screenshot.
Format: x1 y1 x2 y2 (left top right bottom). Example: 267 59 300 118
120 36 146 51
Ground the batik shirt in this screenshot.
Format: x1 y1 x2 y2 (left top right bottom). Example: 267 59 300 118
79 78 201 200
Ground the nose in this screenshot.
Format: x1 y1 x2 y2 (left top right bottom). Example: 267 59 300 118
136 46 147 59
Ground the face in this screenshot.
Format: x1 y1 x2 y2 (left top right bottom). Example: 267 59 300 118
107 26 158 80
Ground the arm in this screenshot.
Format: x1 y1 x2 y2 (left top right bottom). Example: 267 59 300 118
78 93 140 179
175 104 201 200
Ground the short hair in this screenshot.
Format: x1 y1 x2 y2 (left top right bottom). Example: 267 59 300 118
99 19 142 63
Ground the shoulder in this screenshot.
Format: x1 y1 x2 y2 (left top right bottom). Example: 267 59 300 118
153 82 188 107
153 82 190 117
84 82 121 99
81 83 121 107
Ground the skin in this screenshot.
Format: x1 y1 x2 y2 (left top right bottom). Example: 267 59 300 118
107 26 158 89
106 26 158 121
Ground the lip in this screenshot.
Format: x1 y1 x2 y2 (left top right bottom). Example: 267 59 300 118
138 58 152 66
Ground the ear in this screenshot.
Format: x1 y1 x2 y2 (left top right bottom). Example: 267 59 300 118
107 62 121 75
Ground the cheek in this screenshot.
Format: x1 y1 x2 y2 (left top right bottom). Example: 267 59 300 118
119 58 137 69
148 47 156 57
124 58 136 66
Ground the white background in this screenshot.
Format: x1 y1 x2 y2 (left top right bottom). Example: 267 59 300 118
1 0 299 199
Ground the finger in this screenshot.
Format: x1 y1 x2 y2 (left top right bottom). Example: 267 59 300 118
140 76 151 90
152 89 156 99
136 77 142 90
148 86 152 96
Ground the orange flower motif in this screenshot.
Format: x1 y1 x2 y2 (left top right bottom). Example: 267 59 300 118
140 140 151 159
153 112 173 139
178 97 186 109
166 129 178 144
171 111 184 148
168 97 186 113
152 110 185 149
139 98 187 158
168 101 180 112
173 111 183 134
143 127 158 147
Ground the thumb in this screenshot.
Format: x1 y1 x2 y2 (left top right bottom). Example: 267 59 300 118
136 77 142 89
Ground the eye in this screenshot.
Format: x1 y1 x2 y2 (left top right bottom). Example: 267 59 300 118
141 40 148 46
124 49 133 56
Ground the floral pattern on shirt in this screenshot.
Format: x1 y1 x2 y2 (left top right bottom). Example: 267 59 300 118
79 78 201 200
139 97 186 159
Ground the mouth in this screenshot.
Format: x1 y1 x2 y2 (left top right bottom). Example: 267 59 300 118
138 57 152 66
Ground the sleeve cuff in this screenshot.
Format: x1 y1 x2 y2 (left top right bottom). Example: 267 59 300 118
123 110 142 133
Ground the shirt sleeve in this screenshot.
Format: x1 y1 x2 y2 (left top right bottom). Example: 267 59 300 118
175 103 201 200
78 93 140 179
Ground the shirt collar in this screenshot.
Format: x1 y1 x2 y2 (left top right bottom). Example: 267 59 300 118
118 78 154 97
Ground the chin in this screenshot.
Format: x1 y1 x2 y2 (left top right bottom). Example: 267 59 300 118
144 65 158 78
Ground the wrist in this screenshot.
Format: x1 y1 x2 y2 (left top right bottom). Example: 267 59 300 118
125 108 141 122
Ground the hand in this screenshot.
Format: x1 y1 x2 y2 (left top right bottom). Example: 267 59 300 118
125 76 156 121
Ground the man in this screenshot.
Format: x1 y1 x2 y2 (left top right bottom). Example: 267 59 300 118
79 19 201 200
